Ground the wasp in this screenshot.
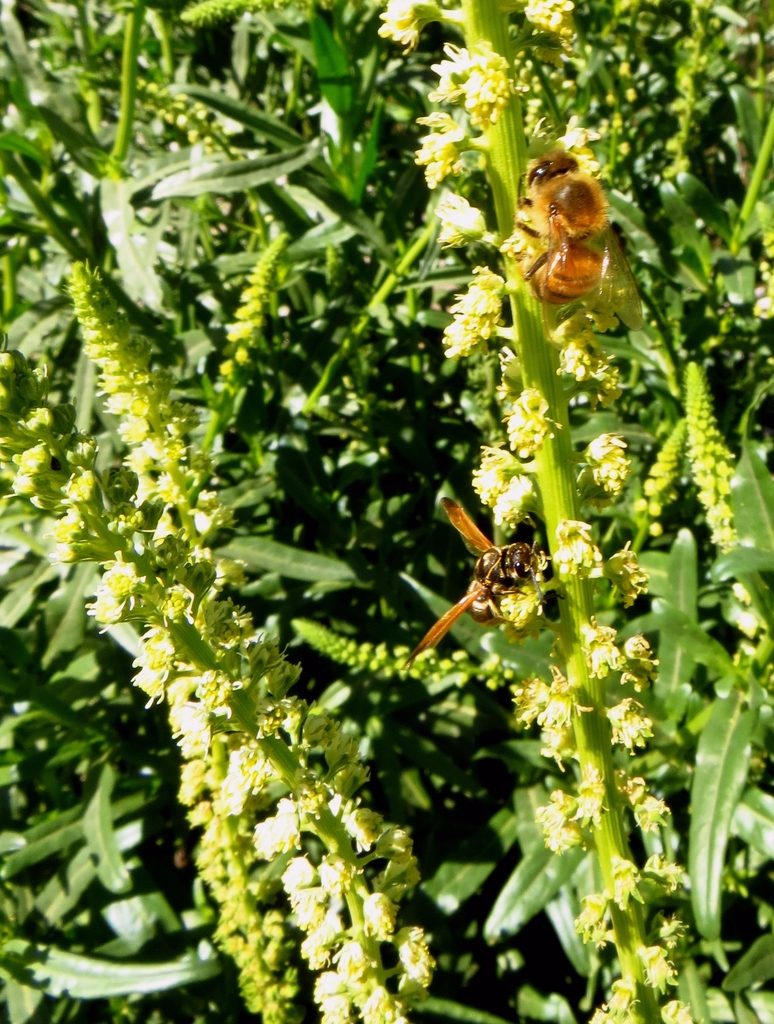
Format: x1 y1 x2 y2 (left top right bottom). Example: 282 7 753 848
406 498 549 666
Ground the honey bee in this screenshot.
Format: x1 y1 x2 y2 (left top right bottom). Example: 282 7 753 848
518 149 643 331
405 498 549 666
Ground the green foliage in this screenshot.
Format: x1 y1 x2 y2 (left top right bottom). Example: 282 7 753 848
1 0 774 1021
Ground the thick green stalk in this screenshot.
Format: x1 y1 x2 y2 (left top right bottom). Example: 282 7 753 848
460 2 657 1018
111 1 146 164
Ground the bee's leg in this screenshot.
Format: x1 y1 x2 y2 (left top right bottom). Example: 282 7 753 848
514 217 541 239
523 251 548 281
518 197 533 208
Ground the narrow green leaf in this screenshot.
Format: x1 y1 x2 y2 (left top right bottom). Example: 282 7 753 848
285 219 357 260
42 563 96 668
296 171 391 258
730 84 762 160
546 887 591 976
394 729 484 797
638 551 669 597
151 143 321 201
2 792 146 879
35 846 96 925
352 102 383 203
655 531 698 720
310 16 353 116
724 935 774 991
484 846 584 941
712 546 774 582
101 178 165 312
650 598 736 679
607 191 664 269
731 787 774 859
418 1000 512 1024
749 993 774 1024
0 133 47 164
25 944 220 998
423 807 520 914
731 439 774 552
166 84 304 147
83 766 132 895
5 980 43 1024
36 106 106 177
676 172 732 243
517 986 578 1024
678 960 713 1024
218 537 356 582
689 692 754 940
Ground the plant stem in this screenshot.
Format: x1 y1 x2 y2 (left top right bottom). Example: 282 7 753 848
302 219 436 415
461 1 658 1018
148 8 174 81
732 94 774 253
2 252 16 322
111 1 146 164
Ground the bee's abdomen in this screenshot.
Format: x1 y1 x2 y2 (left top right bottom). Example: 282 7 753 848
539 244 602 304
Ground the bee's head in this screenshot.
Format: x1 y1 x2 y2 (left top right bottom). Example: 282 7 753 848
527 150 579 188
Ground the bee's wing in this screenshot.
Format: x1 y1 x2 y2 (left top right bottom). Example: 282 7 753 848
595 226 643 331
405 588 484 666
440 497 493 555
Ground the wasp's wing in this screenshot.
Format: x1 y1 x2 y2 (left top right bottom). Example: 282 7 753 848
440 498 493 555
594 226 643 331
405 588 483 666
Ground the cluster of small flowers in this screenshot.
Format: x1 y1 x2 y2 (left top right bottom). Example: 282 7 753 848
504 388 556 458
577 433 630 507
553 521 648 606
377 0 446 51
138 80 226 151
754 206 774 318
222 234 289 382
684 363 737 549
635 419 686 537
415 113 469 190
472 446 540 528
414 41 511 189
442 266 505 359
513 665 584 767
292 617 516 689
554 313 622 408
590 982 691 1024
664 0 714 179
1 266 439 1024
179 742 300 1024
275 795 435 1024
523 0 575 55
435 193 489 249
430 42 512 130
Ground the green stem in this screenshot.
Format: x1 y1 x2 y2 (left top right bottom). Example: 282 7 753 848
76 0 102 134
148 9 174 81
2 253 16 321
732 95 774 253
460 0 657 1018
111 1 146 164
302 219 435 415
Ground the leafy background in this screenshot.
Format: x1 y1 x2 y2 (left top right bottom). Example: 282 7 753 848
2 0 774 1022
